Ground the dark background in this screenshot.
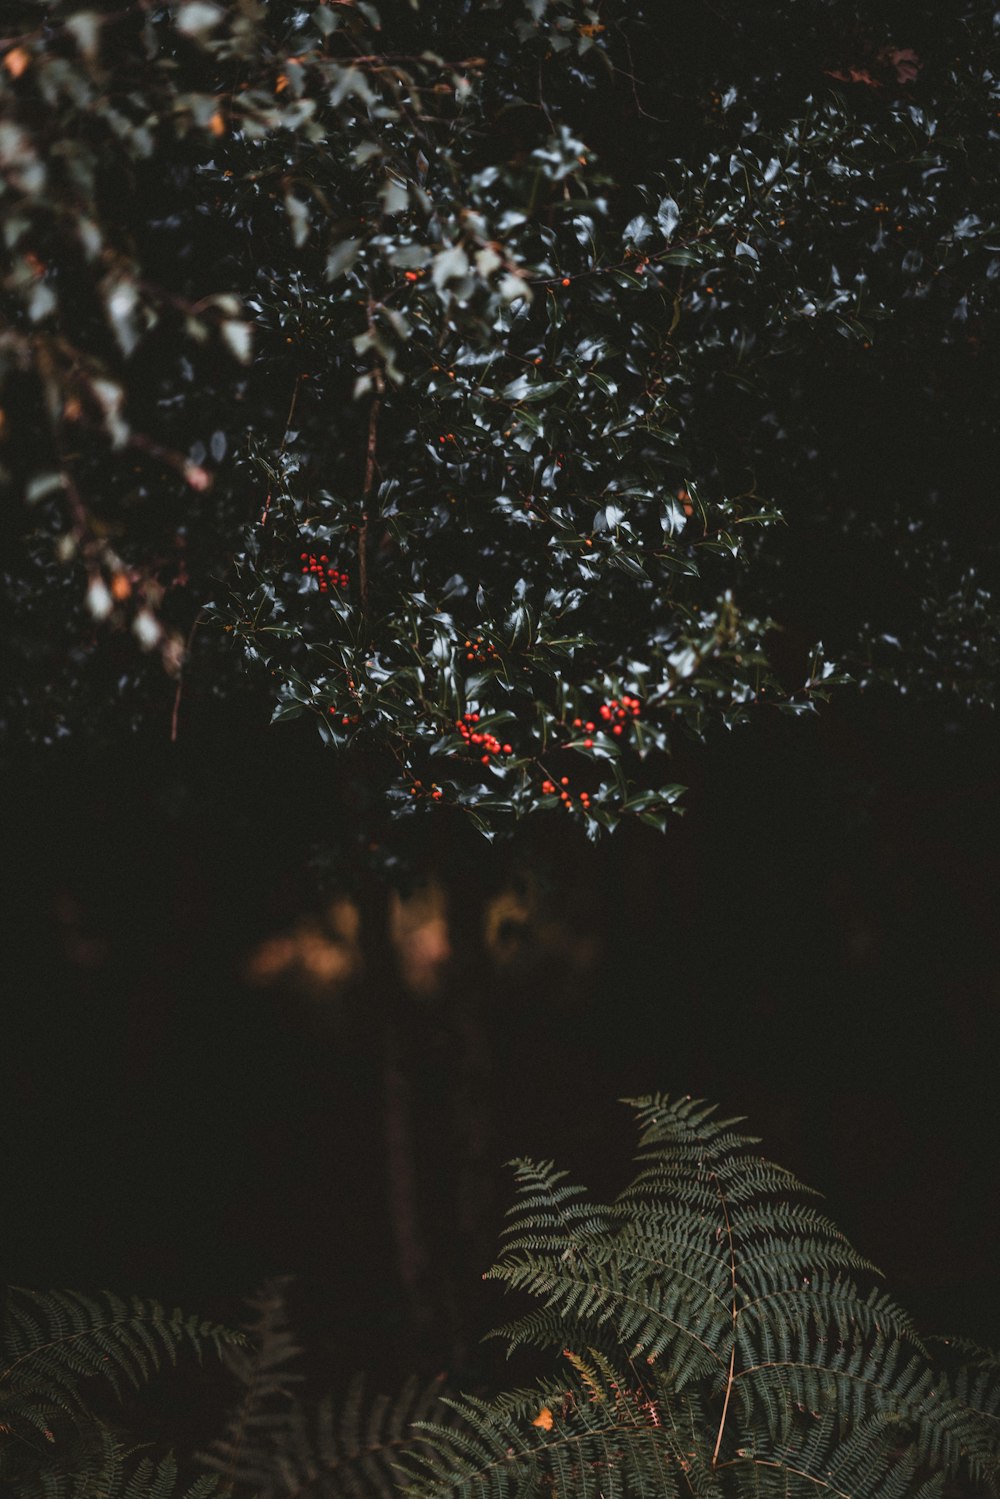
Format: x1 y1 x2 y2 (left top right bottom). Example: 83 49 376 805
3 681 997 1439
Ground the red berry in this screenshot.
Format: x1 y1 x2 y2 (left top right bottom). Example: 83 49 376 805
502 743 512 755
583 738 593 748
561 277 571 286
613 724 623 736
481 754 490 764
560 776 569 786
585 721 594 733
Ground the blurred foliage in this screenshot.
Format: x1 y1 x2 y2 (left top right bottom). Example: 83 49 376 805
1 0 997 836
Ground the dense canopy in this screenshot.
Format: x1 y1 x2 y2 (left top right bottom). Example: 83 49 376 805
2 0 997 838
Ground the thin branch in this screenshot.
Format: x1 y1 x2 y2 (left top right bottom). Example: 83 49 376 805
358 305 385 622
260 374 302 526
170 612 203 744
0 0 152 52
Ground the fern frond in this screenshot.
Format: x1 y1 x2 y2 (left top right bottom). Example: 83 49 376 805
0 1286 242 1496
735 1335 998 1486
1 1287 240 1405
495 1159 610 1258
928 1336 1000 1460
196 1276 303 1491
721 1410 927 1499
486 1246 727 1386
201 1284 449 1499
401 1373 695 1499
123 1452 229 1499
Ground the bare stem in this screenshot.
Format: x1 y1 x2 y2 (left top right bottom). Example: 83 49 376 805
170 612 203 744
358 330 385 622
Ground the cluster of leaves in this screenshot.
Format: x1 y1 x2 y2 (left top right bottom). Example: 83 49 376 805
1 0 997 835
7 1098 998 1499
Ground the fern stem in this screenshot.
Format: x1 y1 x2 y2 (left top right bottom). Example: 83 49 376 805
712 1341 736 1467
711 1168 739 1467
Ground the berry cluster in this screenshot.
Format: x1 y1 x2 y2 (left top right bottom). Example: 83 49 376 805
597 694 641 735
328 708 361 725
455 712 513 766
299 551 349 593
409 779 443 801
568 696 640 747
541 775 592 813
463 635 498 664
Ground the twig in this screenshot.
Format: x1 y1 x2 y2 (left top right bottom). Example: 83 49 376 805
358 306 385 622
170 612 203 744
260 374 302 526
0 0 152 51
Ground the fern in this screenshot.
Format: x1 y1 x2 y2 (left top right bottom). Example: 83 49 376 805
199 1278 448 1498
6 1095 998 1499
0 1287 241 1497
449 1093 1000 1498
196 1276 304 1492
